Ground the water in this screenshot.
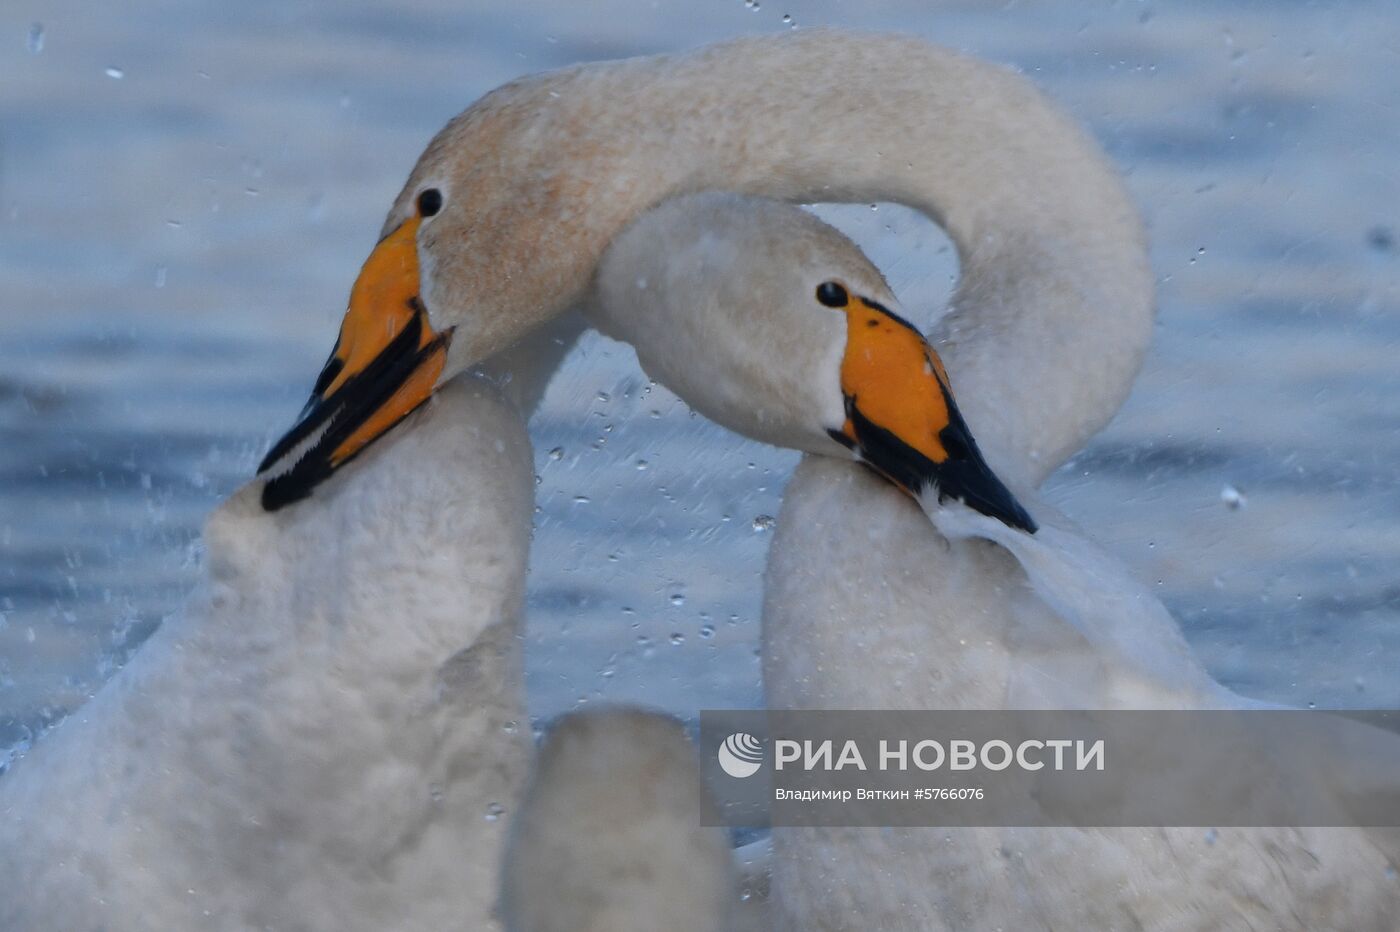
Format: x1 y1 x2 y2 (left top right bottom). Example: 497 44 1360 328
2 0 1399 754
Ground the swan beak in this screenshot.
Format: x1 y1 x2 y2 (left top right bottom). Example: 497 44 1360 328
832 296 1037 534
257 216 452 511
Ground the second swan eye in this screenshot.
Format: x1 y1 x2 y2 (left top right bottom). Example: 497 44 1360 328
816 281 849 308
417 188 443 217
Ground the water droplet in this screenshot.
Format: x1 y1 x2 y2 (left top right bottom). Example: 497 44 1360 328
428 783 444 803
669 593 685 607
104 66 125 79
635 459 649 471
484 801 506 822
547 446 564 460
699 625 715 639
1220 485 1246 510
572 495 590 505
669 632 685 646
502 720 519 735
154 267 167 288
26 23 44 54
1204 828 1218 845
752 514 775 532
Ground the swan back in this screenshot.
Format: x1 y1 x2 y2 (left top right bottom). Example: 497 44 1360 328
501 709 733 932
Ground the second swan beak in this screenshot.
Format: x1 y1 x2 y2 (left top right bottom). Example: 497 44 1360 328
257 216 452 511
822 284 1038 534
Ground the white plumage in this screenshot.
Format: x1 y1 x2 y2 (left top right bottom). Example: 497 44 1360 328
0 377 534 931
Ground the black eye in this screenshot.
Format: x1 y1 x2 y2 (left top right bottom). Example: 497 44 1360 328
816 281 848 308
417 188 443 217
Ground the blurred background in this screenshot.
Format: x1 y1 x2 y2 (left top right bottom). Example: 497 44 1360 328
2 0 1398 763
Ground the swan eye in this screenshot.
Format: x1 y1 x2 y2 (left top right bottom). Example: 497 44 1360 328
816 281 848 308
417 188 443 217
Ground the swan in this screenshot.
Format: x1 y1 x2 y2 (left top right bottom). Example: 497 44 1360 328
590 192 1400 929
0 373 550 931
591 190 1215 706
500 708 740 932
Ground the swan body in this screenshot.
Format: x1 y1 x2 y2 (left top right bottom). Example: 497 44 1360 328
0 377 534 931
590 196 1400 928
501 708 740 932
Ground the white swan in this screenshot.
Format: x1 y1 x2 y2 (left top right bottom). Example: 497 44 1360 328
594 190 1216 704
0 374 544 931
591 192 1400 929
500 708 737 932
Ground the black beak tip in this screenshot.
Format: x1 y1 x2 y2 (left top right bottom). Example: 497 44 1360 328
999 498 1039 535
259 468 321 512
932 459 1039 535
255 393 336 512
253 309 450 514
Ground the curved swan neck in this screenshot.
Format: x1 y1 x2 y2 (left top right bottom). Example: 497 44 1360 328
413 30 1150 483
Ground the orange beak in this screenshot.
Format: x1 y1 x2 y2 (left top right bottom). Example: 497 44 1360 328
257 216 451 510
829 293 1037 534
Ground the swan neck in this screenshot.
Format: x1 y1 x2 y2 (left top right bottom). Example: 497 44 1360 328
429 32 1152 482
574 32 1151 483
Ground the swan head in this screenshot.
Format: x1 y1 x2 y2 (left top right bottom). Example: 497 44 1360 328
255 70 600 510
592 193 1037 533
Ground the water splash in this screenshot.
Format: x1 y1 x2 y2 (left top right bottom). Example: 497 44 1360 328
1220 485 1246 510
